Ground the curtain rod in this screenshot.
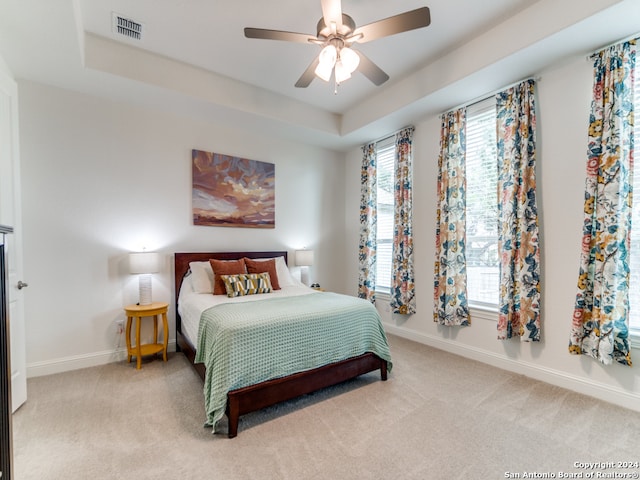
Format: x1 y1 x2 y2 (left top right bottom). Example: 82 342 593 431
362 125 414 149
443 76 540 116
587 33 639 60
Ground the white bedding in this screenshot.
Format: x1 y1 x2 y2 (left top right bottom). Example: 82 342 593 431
178 273 319 347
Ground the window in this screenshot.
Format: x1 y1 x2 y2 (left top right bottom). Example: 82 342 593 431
375 136 395 294
628 58 640 340
466 99 500 309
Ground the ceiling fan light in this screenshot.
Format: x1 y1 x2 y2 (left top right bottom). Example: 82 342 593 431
315 61 333 82
340 47 360 73
318 44 337 67
334 61 351 84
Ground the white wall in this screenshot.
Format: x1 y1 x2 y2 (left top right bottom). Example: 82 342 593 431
345 55 640 411
17 80 345 376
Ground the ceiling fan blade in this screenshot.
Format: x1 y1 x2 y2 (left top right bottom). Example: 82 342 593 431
353 7 431 44
244 27 315 44
295 57 320 88
356 51 390 86
320 0 343 31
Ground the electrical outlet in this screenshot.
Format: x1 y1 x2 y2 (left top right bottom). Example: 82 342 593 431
115 320 124 335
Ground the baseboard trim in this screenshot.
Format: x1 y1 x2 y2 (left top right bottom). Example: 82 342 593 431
26 340 177 378
28 329 640 412
383 323 640 412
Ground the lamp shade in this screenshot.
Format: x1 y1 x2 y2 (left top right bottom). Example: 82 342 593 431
314 61 333 82
315 45 337 82
295 250 314 267
129 252 160 274
340 47 360 73
318 44 337 67
334 61 351 84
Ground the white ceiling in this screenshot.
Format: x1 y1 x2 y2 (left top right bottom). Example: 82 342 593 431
1 0 640 151
78 0 532 113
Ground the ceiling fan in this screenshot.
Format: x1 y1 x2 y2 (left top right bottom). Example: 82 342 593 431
244 0 431 89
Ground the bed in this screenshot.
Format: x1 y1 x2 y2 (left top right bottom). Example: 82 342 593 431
174 251 392 438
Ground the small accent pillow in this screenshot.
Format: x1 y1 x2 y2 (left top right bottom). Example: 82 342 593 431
244 257 281 290
209 258 247 295
221 273 273 298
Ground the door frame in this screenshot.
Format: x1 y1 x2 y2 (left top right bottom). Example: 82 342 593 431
0 64 27 412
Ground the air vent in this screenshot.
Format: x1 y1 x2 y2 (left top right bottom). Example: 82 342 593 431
112 13 144 40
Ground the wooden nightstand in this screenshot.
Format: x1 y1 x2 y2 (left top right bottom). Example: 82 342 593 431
124 302 169 369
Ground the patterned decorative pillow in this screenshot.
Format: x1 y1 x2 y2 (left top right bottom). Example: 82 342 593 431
220 272 273 298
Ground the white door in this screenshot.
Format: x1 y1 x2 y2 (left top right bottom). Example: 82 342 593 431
0 67 27 412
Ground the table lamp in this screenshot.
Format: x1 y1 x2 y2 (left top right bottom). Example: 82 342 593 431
129 251 160 305
295 250 314 286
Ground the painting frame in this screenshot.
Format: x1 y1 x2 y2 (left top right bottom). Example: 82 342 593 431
192 149 275 228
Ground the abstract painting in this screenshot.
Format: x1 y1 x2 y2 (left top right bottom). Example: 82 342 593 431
192 149 275 228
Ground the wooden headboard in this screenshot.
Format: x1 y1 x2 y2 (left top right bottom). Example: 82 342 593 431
174 251 288 301
173 251 288 325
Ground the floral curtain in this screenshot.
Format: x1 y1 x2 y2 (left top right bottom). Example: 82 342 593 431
569 40 635 366
391 127 416 314
495 79 541 341
434 108 470 326
358 143 377 302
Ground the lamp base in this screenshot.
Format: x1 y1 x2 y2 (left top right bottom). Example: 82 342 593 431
300 266 311 287
138 274 153 305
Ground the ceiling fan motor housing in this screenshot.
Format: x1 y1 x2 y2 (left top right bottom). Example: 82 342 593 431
316 14 356 39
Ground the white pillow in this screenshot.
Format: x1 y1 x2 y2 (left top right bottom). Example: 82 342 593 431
189 261 214 293
179 272 194 295
252 256 297 287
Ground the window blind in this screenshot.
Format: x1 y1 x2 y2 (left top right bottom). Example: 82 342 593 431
376 136 395 293
466 98 499 307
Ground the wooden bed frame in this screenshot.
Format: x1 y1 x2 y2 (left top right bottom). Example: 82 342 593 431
174 251 388 438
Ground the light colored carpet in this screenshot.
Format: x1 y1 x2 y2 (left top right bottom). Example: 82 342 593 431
12 335 640 480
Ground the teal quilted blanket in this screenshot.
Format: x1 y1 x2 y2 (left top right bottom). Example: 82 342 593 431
195 292 392 428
